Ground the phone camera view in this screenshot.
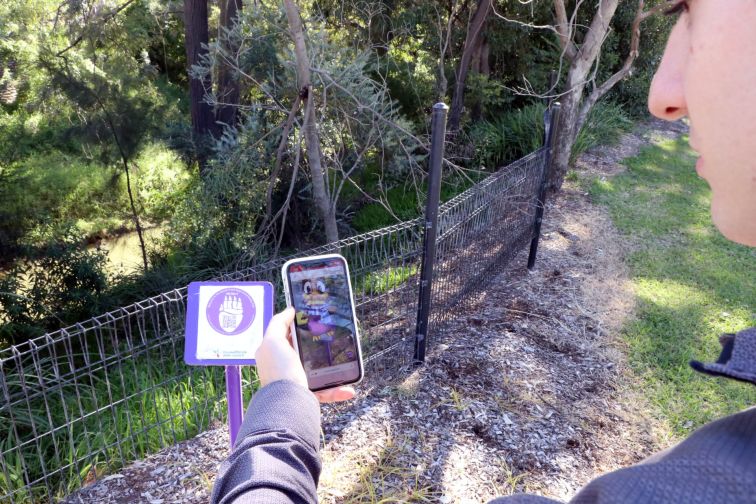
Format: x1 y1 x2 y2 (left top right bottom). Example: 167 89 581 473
288 259 360 387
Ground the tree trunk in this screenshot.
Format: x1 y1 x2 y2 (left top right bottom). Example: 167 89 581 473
548 86 581 192
217 0 242 128
283 0 339 244
184 0 217 174
479 38 490 77
547 0 621 191
470 35 488 122
369 0 395 57
448 0 491 132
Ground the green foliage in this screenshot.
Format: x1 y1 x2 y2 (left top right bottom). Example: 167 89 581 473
133 142 193 223
464 73 509 115
381 38 438 123
572 102 633 157
351 174 475 233
472 101 632 170
185 4 425 249
0 0 189 263
565 170 580 182
1 152 120 250
471 103 546 169
358 264 419 296
0 228 110 345
351 186 421 232
0 142 191 264
591 137 756 434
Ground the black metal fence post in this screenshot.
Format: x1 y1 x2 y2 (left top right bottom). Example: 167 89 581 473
414 103 448 364
527 102 561 270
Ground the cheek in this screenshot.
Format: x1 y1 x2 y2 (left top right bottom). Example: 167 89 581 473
683 7 756 245
686 18 756 180
689 6 756 129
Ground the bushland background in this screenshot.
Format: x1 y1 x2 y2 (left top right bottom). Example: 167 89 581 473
0 0 674 344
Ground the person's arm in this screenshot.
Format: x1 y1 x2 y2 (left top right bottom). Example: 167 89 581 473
210 308 355 503
210 380 321 503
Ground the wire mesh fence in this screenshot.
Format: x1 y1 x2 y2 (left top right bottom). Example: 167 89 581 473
0 146 548 503
428 148 547 341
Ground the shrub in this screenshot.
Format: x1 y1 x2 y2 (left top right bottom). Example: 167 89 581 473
133 142 193 223
0 228 110 345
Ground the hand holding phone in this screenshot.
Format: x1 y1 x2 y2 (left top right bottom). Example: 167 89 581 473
255 308 355 403
282 254 365 392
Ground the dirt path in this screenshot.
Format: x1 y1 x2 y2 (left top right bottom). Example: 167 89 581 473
64 119 687 504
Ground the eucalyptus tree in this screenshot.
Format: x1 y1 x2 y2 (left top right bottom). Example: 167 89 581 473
496 0 670 190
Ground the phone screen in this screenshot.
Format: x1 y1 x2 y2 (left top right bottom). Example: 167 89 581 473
286 257 362 390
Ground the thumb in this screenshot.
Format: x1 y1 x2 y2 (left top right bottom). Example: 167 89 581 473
264 307 295 340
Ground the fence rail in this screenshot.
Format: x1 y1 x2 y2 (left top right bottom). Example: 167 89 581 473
0 110 555 503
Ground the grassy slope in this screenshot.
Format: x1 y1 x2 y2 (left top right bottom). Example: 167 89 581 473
590 136 756 434
1 142 190 248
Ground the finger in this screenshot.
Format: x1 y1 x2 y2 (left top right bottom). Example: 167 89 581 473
264 307 296 340
286 326 294 346
314 386 355 404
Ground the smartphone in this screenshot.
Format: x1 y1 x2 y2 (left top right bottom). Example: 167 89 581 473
281 254 364 391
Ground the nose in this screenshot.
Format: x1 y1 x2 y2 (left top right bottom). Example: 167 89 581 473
648 20 689 121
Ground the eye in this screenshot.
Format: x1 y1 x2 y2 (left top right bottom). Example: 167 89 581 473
303 281 312 294
316 280 327 293
665 0 689 16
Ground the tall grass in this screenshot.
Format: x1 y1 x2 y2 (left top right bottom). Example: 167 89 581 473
471 105 545 169
471 101 632 170
351 176 479 233
356 264 419 296
0 338 256 502
572 102 633 157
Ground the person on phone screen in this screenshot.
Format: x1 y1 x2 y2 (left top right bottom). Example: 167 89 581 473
210 2 756 502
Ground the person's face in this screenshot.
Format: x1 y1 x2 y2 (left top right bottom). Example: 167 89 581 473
648 1 756 246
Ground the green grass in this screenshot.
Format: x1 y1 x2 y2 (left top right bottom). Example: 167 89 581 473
351 175 479 233
356 264 419 296
571 102 633 159
0 342 257 502
590 136 756 434
351 185 422 232
1 151 124 236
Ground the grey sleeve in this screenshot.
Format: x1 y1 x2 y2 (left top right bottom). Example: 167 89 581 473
210 380 322 504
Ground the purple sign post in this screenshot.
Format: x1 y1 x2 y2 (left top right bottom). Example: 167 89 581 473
184 281 274 446
225 365 243 446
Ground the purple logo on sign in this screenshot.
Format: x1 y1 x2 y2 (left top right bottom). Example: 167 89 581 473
206 288 256 336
